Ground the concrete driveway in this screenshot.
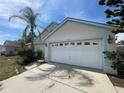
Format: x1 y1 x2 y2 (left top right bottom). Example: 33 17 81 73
0 63 117 93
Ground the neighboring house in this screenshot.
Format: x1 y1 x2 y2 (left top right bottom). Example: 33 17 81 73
3 40 20 55
43 17 118 75
0 45 5 55
27 22 59 52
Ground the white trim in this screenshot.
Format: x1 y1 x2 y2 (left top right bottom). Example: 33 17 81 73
67 17 118 29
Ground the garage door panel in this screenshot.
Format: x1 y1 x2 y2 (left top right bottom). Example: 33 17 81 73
50 39 103 69
50 45 69 63
69 47 102 68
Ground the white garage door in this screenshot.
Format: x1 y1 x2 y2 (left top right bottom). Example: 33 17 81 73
49 39 103 69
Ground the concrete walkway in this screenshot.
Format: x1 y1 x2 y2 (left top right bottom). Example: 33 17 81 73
0 63 117 93
115 86 124 93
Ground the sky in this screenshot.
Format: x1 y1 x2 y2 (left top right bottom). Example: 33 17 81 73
0 0 124 44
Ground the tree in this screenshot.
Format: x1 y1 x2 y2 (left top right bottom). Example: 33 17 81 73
25 32 36 43
99 0 124 34
118 40 124 44
99 1 124 74
9 7 40 51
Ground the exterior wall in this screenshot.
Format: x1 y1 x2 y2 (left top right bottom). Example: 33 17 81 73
45 21 113 42
0 45 5 55
34 43 45 53
4 46 19 55
26 43 31 48
45 21 117 74
34 43 44 51
27 41 45 53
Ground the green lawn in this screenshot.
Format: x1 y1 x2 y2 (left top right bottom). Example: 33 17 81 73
0 56 26 81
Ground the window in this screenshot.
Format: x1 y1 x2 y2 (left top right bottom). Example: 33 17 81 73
60 43 63 46
70 42 75 45
77 42 82 45
84 42 90 45
93 42 98 45
55 44 58 46
65 43 69 46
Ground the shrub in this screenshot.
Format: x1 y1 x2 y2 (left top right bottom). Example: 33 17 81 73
104 50 124 70
1 52 5 56
17 46 44 65
16 57 25 65
36 50 44 60
5 51 16 56
18 47 37 65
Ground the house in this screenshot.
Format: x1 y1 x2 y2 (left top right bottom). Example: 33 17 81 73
3 40 20 55
42 17 118 75
28 22 59 52
0 45 5 55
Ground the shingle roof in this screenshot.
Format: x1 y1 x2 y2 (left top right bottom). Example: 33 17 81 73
40 22 59 40
4 40 20 47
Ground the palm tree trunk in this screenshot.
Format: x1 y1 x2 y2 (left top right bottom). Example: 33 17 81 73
31 27 35 51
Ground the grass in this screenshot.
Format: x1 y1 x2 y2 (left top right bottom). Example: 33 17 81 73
0 56 26 81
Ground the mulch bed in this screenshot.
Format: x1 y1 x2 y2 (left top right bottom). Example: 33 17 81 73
107 74 124 88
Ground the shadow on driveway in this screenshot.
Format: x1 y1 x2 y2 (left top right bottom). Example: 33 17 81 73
24 63 105 87
0 83 3 91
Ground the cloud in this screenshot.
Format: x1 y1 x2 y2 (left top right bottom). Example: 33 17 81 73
37 0 89 23
0 0 123 44
0 0 45 44
0 0 90 28
0 30 20 44
0 0 45 31
0 20 25 30
0 31 11 38
0 30 19 39
0 0 43 19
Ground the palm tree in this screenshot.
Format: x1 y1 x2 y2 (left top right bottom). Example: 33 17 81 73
9 7 40 51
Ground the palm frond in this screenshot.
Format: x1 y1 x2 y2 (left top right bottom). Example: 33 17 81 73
35 13 40 18
20 7 34 17
34 13 40 23
9 15 29 23
22 25 29 39
9 6 40 46
37 28 41 39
